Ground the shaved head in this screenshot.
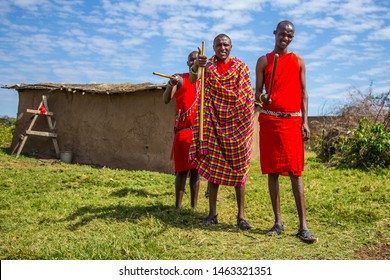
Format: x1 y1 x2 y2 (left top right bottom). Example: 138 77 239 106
213 34 232 46
276 20 295 32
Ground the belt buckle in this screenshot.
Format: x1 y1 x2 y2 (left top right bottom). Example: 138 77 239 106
279 112 291 118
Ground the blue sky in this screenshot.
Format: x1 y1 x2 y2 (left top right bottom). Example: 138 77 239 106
0 0 389 117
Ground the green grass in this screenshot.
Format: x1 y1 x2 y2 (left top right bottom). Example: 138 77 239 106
0 126 389 259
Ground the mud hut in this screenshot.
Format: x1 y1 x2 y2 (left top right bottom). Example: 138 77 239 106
4 82 261 174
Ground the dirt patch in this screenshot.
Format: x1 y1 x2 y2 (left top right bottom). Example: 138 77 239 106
0 156 62 169
355 243 390 260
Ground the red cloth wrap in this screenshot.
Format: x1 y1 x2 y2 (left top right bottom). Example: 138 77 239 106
259 52 304 176
173 73 198 172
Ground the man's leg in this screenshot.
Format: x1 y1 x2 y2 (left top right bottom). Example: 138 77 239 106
189 169 200 209
234 185 246 220
289 174 308 230
199 181 219 226
175 171 189 209
268 173 282 226
207 181 219 218
290 173 317 242
266 173 284 234
235 185 251 230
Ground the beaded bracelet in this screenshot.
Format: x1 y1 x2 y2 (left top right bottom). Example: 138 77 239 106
258 93 266 105
190 66 198 75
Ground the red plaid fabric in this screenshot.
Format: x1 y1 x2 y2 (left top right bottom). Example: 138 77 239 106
189 56 254 187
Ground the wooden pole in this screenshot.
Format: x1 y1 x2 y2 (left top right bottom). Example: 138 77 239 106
199 41 205 141
152 72 175 79
268 53 279 98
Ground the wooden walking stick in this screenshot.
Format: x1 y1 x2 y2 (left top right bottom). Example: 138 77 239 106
268 53 279 98
199 41 205 141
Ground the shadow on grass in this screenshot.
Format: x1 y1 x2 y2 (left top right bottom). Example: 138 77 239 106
110 187 171 198
63 203 202 231
0 147 12 154
62 202 242 233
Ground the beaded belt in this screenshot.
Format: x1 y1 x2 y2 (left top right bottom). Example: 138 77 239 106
260 108 300 118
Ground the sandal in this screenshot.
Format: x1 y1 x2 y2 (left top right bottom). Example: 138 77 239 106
199 215 218 226
296 229 318 243
237 218 251 230
266 224 284 235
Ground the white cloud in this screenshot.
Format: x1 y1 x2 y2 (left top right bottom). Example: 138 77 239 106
12 0 48 9
286 0 340 17
359 65 390 77
0 1 12 17
331 34 357 45
292 31 316 51
334 0 386 17
310 83 351 99
367 26 390 40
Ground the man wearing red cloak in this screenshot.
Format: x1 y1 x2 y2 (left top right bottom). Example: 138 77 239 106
255 21 317 243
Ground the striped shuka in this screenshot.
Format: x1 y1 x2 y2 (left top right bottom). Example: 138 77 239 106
189 55 255 187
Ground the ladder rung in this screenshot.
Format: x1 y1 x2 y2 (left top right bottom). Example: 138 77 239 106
26 109 54 116
26 130 57 137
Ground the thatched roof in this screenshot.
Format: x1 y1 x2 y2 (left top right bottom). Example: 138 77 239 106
2 82 167 95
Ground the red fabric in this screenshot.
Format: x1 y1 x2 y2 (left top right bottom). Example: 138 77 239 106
173 129 194 172
263 52 302 112
39 104 47 114
259 52 304 176
173 73 198 172
216 58 233 74
259 116 304 176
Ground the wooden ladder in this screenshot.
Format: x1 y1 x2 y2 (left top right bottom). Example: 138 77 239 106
12 95 60 158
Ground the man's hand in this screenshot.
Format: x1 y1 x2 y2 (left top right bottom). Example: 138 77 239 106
301 123 310 141
169 75 180 87
196 46 207 69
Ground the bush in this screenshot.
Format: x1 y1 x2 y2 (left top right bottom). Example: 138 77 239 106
336 118 390 169
313 83 389 169
0 118 15 148
313 127 341 163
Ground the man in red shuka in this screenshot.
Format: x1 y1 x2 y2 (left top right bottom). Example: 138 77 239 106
255 20 317 243
163 51 200 209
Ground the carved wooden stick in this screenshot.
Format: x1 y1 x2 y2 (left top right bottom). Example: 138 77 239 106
268 53 279 98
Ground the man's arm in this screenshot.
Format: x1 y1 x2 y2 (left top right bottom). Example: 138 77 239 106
163 74 181 104
189 47 206 83
255 55 269 104
298 55 310 140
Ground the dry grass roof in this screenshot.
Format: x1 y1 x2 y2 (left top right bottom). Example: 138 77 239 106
2 82 167 95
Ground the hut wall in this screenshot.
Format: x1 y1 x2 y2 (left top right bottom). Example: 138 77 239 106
12 88 261 174
12 89 176 173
